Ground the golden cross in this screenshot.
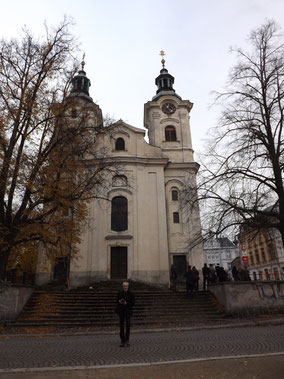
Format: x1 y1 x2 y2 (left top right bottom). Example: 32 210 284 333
81 53 86 70
159 50 166 68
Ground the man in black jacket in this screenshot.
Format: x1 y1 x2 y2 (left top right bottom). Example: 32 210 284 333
184 265 195 298
116 282 135 347
202 263 210 290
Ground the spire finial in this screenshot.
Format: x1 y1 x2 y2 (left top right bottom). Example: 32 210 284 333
81 53 86 70
159 50 166 68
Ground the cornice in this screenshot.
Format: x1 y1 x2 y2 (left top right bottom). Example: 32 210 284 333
86 156 169 167
105 234 133 240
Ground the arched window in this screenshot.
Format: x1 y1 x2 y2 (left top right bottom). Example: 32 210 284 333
172 190 178 201
112 175 127 187
111 196 128 231
165 126 177 141
173 212 180 223
115 137 125 150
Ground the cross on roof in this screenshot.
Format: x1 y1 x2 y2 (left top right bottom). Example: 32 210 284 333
159 50 166 68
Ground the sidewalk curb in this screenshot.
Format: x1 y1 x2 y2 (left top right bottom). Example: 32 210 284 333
0 351 284 374
1 317 283 339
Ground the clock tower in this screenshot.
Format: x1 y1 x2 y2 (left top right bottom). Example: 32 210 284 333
143 52 203 273
144 52 194 163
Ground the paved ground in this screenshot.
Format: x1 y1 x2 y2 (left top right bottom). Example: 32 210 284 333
1 354 284 378
0 324 283 377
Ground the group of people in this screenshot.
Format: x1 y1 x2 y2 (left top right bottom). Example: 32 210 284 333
232 265 251 281
202 263 229 289
170 263 234 295
170 264 200 298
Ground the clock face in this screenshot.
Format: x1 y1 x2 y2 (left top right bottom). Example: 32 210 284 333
162 103 176 115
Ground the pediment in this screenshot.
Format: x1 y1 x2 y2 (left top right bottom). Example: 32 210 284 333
107 119 146 136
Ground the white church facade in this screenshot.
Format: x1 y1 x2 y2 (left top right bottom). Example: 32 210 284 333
36 57 204 287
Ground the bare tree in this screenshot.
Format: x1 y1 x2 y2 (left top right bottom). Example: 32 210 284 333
190 20 284 245
0 20 115 279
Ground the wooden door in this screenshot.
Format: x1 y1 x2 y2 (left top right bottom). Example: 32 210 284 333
111 246 127 279
53 257 68 284
173 255 187 279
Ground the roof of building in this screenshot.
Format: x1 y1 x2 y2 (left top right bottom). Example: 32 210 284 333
216 237 237 248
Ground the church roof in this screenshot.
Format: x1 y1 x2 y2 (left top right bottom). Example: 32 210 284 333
216 237 237 248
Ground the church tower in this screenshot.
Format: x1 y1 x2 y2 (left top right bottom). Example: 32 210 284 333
144 51 194 164
144 51 203 273
67 56 103 126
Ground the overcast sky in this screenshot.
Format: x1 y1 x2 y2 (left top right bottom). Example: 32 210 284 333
1 0 284 154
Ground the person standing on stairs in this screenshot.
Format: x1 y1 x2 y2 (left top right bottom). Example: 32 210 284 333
115 282 135 347
202 263 210 290
170 264 178 291
184 266 195 298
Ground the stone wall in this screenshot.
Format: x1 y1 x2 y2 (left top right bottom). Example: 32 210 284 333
0 285 33 321
209 281 284 316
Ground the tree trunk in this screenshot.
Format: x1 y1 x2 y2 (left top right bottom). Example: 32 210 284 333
0 248 10 281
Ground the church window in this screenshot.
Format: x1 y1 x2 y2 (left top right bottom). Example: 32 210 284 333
115 137 125 150
172 190 178 201
165 126 177 141
173 212 180 223
111 196 128 231
112 175 127 187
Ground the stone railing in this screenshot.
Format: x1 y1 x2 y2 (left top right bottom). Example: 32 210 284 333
0 284 33 321
208 281 284 317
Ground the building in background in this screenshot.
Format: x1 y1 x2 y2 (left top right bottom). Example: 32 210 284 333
238 226 284 280
203 237 239 273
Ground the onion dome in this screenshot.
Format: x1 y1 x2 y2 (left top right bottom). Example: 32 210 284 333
152 50 181 101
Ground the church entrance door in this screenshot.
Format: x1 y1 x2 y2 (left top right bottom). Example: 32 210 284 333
173 255 187 279
111 246 127 279
53 257 69 284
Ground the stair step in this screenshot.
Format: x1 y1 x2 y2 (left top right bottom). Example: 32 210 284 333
14 282 224 329
20 310 220 319
12 318 225 328
23 310 217 316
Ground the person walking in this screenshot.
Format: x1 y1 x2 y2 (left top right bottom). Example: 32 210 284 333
215 264 221 282
192 266 200 290
170 264 178 291
115 282 135 347
184 265 195 298
209 264 217 283
219 267 228 282
232 265 239 281
202 263 210 290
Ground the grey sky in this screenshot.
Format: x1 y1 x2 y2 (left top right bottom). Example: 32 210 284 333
1 0 284 154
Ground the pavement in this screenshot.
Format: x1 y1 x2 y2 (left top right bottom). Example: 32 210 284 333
0 313 283 376
0 319 284 378
0 354 284 379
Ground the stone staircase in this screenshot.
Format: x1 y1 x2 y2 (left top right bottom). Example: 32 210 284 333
11 281 225 329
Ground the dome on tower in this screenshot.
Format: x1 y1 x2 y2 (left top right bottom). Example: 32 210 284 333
69 55 93 102
152 51 181 101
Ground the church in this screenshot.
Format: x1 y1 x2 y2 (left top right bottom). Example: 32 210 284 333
36 53 204 287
